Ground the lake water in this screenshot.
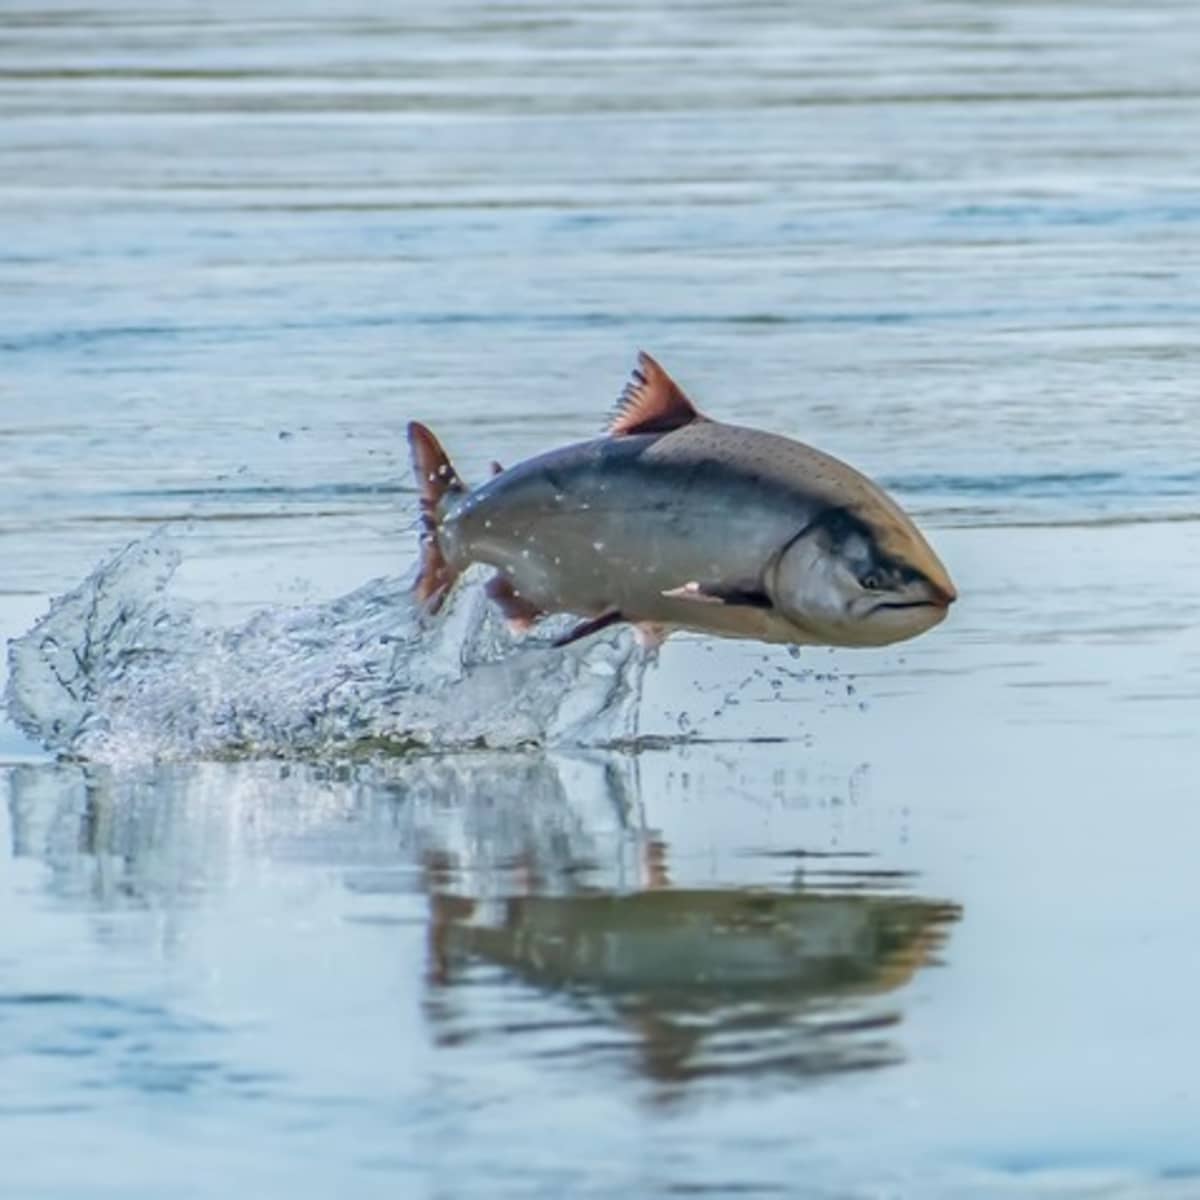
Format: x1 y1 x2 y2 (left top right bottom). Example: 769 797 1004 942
3 2 1200 1196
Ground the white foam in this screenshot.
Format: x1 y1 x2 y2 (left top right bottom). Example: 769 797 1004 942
5 531 647 763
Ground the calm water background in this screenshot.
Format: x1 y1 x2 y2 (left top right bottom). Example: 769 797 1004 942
3 2 1200 1196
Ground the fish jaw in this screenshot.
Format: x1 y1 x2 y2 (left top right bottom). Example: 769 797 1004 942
808 593 952 648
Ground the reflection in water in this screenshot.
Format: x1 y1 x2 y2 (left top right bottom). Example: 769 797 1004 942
4 753 641 909
5 749 958 1095
426 877 959 1090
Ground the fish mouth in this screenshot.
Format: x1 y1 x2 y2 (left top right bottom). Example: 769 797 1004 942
872 591 955 614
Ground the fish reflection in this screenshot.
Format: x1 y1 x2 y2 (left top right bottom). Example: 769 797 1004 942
5 750 959 1093
425 864 960 1089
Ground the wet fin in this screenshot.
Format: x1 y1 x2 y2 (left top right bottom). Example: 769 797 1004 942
407 421 467 613
634 622 669 650
643 837 670 888
608 351 706 437
489 460 504 477
552 610 624 648
485 573 544 632
662 581 772 609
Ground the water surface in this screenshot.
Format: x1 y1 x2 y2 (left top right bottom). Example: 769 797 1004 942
3 2 1200 1196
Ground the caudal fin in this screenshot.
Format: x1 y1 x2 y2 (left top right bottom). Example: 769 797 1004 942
407 421 467 612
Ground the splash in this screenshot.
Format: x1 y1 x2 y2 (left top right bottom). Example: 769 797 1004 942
5 532 648 763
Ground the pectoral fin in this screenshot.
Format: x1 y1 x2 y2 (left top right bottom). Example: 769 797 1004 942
662 581 773 609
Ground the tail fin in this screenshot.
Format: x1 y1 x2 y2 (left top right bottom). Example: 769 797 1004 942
407 421 467 613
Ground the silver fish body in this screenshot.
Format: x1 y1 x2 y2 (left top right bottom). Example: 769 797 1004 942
409 354 955 649
444 429 851 643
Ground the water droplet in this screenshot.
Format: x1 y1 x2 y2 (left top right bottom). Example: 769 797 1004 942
592 541 605 552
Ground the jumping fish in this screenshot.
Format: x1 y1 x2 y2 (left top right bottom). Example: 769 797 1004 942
407 353 956 649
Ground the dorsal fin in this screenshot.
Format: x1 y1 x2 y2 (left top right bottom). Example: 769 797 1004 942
608 351 705 437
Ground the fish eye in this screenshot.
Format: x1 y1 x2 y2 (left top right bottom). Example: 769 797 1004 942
859 571 883 591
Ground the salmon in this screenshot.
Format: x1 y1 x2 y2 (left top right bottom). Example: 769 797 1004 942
407 353 955 650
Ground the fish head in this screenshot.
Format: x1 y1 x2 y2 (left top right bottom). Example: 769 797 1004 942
770 506 956 648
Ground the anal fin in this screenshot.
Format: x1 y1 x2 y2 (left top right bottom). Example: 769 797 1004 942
634 622 669 650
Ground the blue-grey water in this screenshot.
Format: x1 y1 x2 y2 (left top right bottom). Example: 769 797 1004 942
3 2 1200 1196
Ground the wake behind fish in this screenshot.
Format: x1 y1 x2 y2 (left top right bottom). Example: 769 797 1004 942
4 532 648 763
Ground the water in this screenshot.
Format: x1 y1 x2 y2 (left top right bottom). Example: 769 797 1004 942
3 533 651 759
3 1 1200 1196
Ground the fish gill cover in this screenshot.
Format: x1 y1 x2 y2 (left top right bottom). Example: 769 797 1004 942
5 531 650 763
